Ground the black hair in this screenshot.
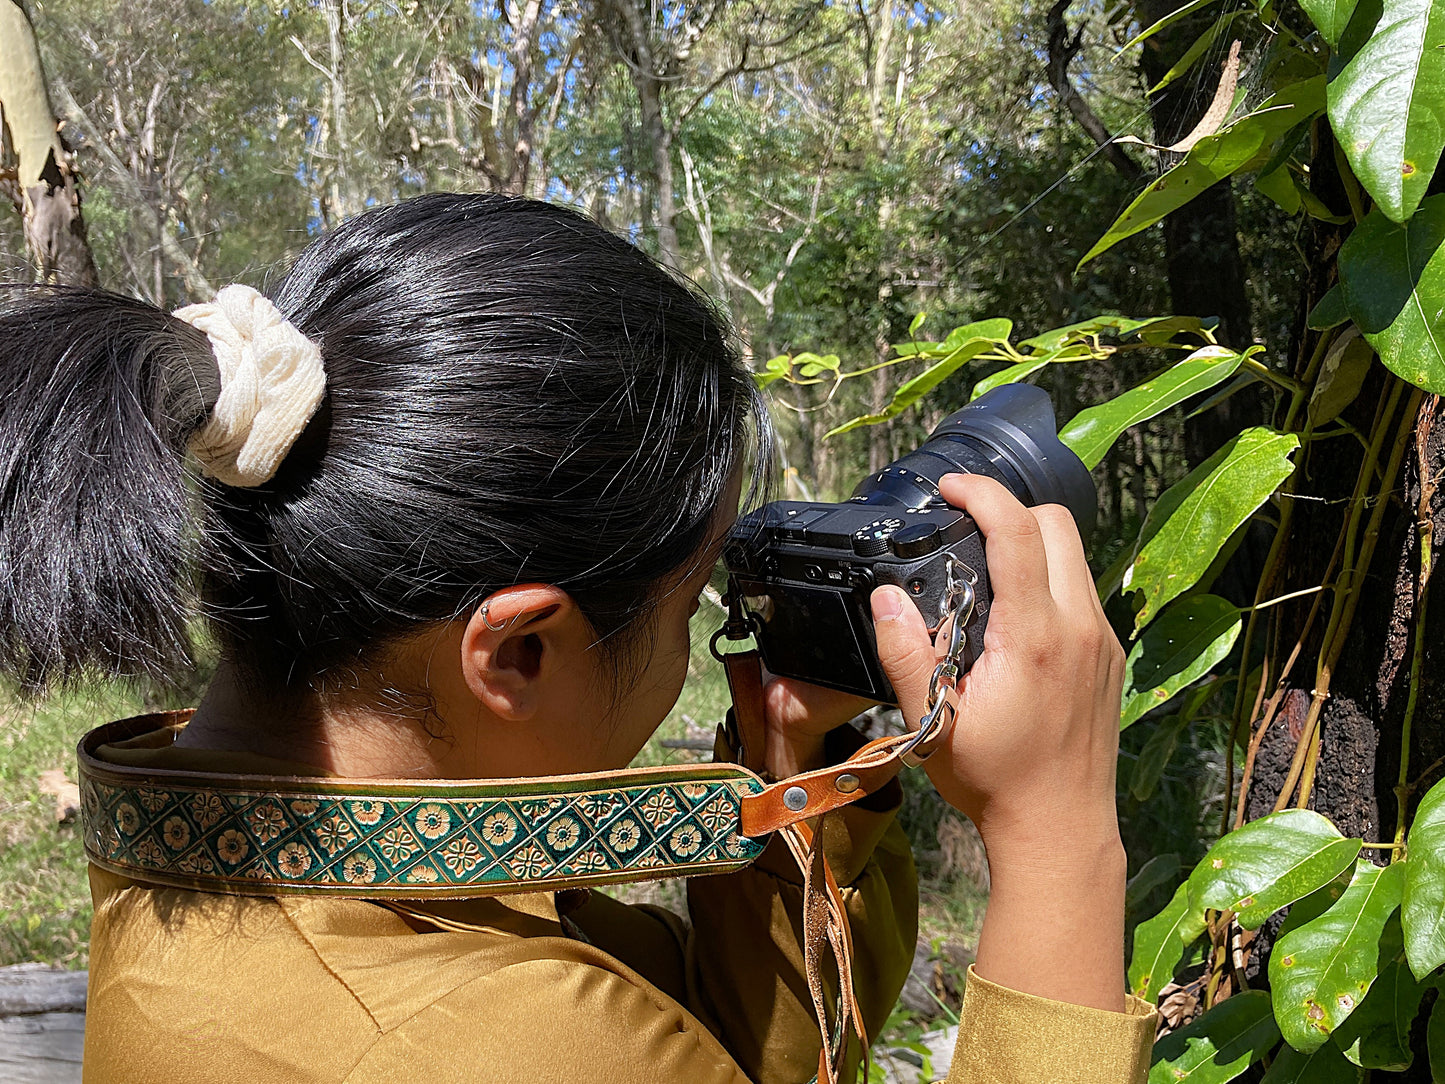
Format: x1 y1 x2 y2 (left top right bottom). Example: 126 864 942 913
0 193 769 701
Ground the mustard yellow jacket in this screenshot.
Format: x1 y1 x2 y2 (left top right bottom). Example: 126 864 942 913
81 728 1156 1084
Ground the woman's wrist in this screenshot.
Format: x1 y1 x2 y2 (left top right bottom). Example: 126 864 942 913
764 729 828 778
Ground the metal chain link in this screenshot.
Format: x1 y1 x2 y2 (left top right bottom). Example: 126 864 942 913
900 557 976 767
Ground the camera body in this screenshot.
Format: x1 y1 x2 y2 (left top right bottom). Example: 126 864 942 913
723 384 1096 703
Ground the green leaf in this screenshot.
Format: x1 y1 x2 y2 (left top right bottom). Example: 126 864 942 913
1301 0 1361 47
1125 428 1299 628
1327 0 1445 223
1428 993 1445 1079
1189 809 1362 930
1256 164 1303 215
1130 881 1208 1004
824 338 998 438
1129 315 1221 346
908 312 927 337
970 356 1050 400
941 318 1012 349
1148 989 1279 1083
755 354 793 389
1018 315 1158 352
1078 77 1326 269
1338 197 1445 394
1260 1040 1363 1083
1121 596 1240 730
1308 329 1376 426
793 352 841 378
1330 917 1423 1070
1402 773 1445 978
1119 0 1225 56
1127 853 1183 915
1149 10 1251 94
1308 284 1351 330
1130 685 1211 798
1060 346 1248 469
1269 860 1405 1052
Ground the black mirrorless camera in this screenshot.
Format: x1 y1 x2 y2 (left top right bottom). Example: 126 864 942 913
723 384 1097 703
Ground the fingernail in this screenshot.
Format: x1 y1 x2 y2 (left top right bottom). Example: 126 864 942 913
871 588 904 621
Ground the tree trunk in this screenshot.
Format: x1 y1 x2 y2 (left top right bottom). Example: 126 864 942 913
1239 131 1444 1075
0 0 98 286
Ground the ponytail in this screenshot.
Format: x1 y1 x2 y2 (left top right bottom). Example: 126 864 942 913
0 286 219 689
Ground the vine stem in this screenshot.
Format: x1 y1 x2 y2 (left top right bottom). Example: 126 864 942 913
1288 383 1424 811
1392 395 1440 857
1224 325 1338 832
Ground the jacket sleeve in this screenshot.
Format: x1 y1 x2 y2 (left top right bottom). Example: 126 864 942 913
944 966 1158 1084
681 722 919 1084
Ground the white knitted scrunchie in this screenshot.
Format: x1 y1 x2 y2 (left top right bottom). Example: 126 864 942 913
172 284 326 487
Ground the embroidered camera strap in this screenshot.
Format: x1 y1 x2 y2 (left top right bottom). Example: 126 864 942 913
78 715 770 897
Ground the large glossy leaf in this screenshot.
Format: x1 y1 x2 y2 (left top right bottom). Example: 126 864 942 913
1328 0 1445 223
1188 809 1362 930
1060 346 1248 469
1129 880 1208 1003
1402 773 1445 977
1338 198 1445 395
1330 917 1423 1070
1121 596 1239 730
1148 989 1279 1084
1270 860 1405 1052
1124 428 1299 628
1260 1041 1363 1083
1302 0 1362 47
1078 78 1325 269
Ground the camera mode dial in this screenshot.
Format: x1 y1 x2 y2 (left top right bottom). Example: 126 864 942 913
851 517 904 557
887 523 943 559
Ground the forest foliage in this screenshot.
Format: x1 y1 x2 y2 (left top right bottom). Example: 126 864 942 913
4 0 1445 1078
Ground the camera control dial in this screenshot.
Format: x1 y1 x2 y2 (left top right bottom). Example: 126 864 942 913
851 517 905 557
887 523 943 559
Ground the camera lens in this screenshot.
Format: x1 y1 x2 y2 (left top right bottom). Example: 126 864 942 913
849 384 1096 540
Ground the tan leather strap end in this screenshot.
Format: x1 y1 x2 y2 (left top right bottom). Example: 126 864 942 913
721 650 770 774
739 728 945 837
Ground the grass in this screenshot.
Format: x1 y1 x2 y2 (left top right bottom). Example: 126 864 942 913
0 681 150 969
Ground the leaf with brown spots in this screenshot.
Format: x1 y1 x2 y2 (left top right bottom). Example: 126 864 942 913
1268 860 1405 1053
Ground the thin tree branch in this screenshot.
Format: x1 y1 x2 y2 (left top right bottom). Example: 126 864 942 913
1045 0 1141 182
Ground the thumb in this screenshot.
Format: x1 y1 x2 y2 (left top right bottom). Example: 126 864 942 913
871 585 939 727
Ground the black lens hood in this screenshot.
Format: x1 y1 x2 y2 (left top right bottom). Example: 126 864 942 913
927 384 1097 540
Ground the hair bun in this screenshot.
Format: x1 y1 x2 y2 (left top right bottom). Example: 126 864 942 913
173 284 326 487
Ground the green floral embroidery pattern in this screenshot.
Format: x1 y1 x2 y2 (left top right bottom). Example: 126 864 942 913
80 771 766 896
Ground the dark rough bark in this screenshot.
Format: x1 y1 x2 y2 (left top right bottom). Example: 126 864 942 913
1238 151 1445 1070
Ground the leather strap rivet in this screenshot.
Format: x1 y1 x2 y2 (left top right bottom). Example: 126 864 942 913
835 773 861 794
783 786 809 812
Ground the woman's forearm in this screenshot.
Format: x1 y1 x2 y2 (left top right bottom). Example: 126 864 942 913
972 827 1128 1012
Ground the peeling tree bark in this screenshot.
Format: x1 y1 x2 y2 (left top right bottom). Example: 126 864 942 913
0 0 98 286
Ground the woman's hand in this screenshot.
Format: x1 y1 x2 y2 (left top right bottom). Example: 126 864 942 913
758 678 874 779
871 472 1130 1012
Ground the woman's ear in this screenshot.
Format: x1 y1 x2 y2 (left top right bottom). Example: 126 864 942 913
459 585 579 721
